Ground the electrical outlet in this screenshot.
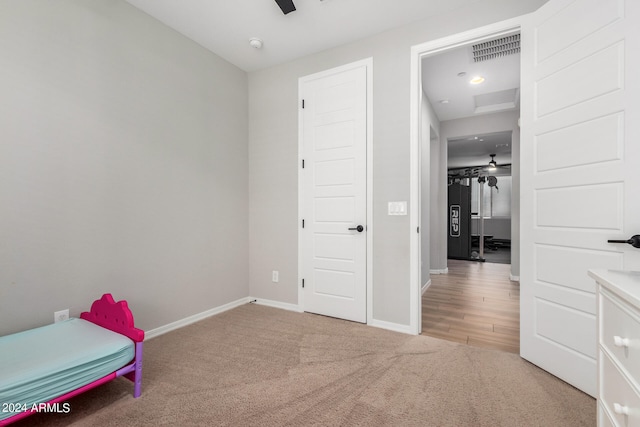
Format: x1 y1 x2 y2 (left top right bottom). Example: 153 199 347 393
272 270 279 283
54 309 69 323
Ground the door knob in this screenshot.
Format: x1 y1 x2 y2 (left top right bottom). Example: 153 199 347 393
608 235 640 248
348 225 364 232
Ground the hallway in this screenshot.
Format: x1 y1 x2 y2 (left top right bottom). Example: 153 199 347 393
422 259 519 353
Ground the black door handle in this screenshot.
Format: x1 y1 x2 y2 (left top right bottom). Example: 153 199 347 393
348 225 364 232
608 235 640 248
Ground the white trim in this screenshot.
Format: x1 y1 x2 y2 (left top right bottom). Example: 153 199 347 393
141 294 418 342
510 274 520 282
298 57 374 324
422 279 432 295
366 60 374 326
369 319 413 335
251 298 303 312
409 49 421 335
429 268 449 275
409 16 524 339
145 297 251 340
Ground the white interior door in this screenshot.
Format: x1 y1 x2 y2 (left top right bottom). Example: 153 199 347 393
299 62 368 323
521 0 640 397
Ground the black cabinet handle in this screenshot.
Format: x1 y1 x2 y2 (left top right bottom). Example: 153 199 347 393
608 235 640 249
348 225 364 232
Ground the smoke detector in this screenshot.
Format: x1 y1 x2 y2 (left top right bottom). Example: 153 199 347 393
249 38 263 49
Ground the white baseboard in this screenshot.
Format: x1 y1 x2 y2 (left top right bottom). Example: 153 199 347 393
430 268 449 275
145 296 415 341
510 274 520 282
369 319 414 335
250 297 302 313
145 297 251 340
254 300 412 335
422 279 432 295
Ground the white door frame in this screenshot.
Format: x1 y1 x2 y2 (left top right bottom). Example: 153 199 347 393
297 57 374 324
409 17 525 335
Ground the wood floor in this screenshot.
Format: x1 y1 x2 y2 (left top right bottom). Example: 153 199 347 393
421 259 520 353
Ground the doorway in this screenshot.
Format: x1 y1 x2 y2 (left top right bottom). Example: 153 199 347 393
420 35 521 352
408 17 523 338
447 131 513 265
411 0 639 397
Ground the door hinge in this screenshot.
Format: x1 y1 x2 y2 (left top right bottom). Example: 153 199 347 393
302 99 305 109
417 227 420 233
302 159 305 169
302 219 305 228
302 278 305 288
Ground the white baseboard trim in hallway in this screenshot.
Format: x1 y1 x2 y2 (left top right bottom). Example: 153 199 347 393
422 279 432 295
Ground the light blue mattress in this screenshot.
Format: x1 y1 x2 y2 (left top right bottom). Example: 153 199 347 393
0 318 134 421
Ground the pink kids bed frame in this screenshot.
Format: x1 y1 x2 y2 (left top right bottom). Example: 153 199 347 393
0 294 144 426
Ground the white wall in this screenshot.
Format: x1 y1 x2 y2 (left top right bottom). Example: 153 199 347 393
248 0 544 326
438 111 521 276
0 0 249 335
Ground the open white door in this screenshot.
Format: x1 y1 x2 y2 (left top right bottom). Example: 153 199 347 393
299 61 370 323
521 0 640 396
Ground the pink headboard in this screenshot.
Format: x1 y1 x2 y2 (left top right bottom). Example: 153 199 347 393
80 294 145 342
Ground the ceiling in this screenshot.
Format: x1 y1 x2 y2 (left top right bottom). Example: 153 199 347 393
421 40 520 122
125 0 485 72
421 37 520 171
447 131 512 170
123 0 519 171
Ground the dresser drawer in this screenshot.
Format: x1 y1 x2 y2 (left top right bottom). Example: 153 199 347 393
598 401 616 427
600 349 640 427
600 289 640 387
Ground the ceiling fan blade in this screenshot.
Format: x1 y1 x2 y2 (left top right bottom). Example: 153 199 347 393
275 0 296 14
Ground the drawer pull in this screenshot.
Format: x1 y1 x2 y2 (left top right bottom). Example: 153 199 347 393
614 403 630 415
614 336 630 348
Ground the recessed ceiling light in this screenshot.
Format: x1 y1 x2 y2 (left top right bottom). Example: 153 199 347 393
479 139 484 142
470 76 485 84
457 72 467 77
439 99 449 104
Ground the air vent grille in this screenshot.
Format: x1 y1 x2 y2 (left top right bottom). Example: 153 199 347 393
472 34 520 62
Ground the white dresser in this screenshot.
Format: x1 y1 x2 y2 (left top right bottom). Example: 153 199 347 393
589 270 640 427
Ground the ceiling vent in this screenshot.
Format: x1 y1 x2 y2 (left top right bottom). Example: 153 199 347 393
472 34 520 62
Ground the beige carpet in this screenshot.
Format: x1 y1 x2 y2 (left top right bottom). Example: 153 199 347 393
20 304 595 426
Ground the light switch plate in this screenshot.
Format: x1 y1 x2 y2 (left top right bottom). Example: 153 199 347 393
388 201 407 215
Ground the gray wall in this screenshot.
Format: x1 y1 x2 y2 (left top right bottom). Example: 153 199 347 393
438 111 521 277
430 133 447 273
472 218 512 240
421 95 440 285
249 0 543 326
0 0 249 335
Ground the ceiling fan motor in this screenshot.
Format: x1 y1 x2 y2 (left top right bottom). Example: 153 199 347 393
275 0 296 14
